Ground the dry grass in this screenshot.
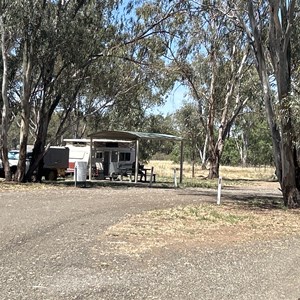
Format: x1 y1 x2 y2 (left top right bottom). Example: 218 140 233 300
103 201 300 256
145 160 274 179
145 160 275 186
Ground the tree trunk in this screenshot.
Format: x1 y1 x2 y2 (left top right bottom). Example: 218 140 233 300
261 72 282 182
26 78 62 181
206 40 249 179
239 131 248 167
207 41 217 179
247 1 283 180
247 0 299 207
16 38 32 182
26 111 50 182
208 139 221 179
277 82 299 207
269 0 299 207
280 110 300 207
0 16 11 180
200 135 208 169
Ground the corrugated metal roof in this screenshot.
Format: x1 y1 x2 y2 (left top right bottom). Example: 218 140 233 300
88 131 182 141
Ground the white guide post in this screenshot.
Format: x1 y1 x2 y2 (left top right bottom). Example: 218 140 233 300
174 168 178 188
217 176 222 205
149 166 154 187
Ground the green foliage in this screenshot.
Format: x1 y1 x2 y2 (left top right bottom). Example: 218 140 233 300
221 138 240 166
247 120 273 166
170 143 181 163
221 119 273 167
174 101 205 163
138 114 178 161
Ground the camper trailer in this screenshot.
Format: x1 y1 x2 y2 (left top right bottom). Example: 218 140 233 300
63 139 135 179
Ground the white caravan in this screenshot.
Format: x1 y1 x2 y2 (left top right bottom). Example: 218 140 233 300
63 138 135 179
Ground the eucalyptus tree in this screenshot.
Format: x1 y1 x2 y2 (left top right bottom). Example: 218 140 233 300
0 0 61 181
52 0 178 140
221 68 265 167
0 0 13 180
25 0 116 181
2 0 123 181
48 38 175 142
198 14 251 179
0 0 25 180
160 2 252 178
225 0 299 207
0 0 121 181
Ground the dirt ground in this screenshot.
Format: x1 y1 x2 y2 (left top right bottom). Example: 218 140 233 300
1 179 300 299
1 179 298 254
101 181 300 255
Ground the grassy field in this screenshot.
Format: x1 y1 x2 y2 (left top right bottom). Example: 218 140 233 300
145 160 275 188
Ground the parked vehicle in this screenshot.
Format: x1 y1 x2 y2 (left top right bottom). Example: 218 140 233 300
63 138 135 179
42 147 69 180
0 146 69 181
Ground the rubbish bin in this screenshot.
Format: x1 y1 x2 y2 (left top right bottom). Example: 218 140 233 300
75 161 87 182
98 169 104 180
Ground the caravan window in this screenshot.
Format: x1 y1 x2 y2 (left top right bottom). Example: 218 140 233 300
111 151 118 162
95 152 103 159
119 152 131 162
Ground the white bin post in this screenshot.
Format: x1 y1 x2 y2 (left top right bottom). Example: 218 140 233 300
149 166 154 187
75 161 87 187
174 168 178 188
217 176 222 205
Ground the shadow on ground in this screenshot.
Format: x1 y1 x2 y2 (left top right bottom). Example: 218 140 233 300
177 186 285 210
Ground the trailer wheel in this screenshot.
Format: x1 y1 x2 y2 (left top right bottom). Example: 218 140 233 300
10 166 17 180
110 172 119 181
31 174 38 182
46 170 57 181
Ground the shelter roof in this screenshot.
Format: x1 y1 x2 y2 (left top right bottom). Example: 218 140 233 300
88 130 182 141
64 138 132 144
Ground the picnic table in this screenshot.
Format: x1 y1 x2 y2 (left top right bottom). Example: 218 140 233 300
118 165 156 182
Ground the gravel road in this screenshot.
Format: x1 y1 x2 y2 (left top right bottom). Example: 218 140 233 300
0 184 300 300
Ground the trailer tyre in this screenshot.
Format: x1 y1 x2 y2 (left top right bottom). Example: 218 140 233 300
45 170 57 181
10 166 17 180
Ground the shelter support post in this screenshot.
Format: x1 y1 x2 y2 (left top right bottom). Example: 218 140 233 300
89 136 93 181
180 140 183 183
135 139 140 183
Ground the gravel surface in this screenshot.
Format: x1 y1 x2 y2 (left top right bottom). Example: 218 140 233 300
0 183 300 299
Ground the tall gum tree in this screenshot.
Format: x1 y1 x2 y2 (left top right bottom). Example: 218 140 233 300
0 1 11 180
134 0 253 178
7 0 122 181
167 3 251 178
230 0 299 207
13 0 45 182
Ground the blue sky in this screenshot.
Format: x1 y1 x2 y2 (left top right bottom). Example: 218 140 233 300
151 83 188 116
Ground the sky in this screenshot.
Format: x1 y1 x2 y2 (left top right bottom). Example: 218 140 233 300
151 83 188 116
